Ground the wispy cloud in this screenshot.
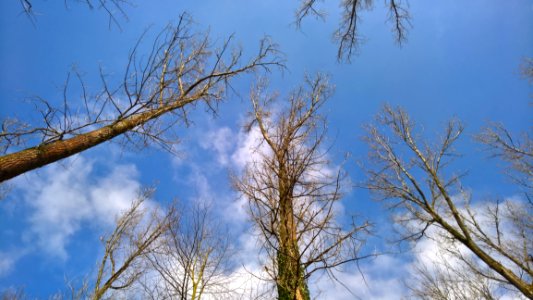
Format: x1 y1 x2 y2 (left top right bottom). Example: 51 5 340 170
309 253 407 299
14 155 142 260
0 250 26 278
199 126 234 166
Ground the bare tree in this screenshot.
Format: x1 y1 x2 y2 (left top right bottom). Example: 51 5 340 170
145 201 234 300
88 190 174 300
233 75 371 300
364 105 533 298
296 0 411 61
0 13 282 184
406 253 499 300
89 194 168 299
0 198 237 300
6 190 174 300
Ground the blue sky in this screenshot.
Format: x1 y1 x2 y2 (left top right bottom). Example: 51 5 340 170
0 1 532 299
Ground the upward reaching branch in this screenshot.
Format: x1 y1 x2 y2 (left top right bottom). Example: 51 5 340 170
0 14 282 184
234 75 370 299
91 190 174 300
363 105 533 298
145 201 235 300
476 123 533 192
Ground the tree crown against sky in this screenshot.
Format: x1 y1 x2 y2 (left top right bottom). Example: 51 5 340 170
0 1 532 299
233 75 371 299
0 12 282 184
364 105 532 298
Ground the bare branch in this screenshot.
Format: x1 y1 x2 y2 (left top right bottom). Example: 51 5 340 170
0 14 283 184
234 74 370 299
363 105 533 298
145 201 236 300
476 123 532 192
296 0 411 62
19 0 132 29
90 189 173 300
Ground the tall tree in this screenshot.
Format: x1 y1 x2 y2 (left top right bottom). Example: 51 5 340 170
364 105 532 298
0 198 237 300
0 14 281 184
90 191 175 300
407 247 500 300
234 75 370 300
145 201 234 300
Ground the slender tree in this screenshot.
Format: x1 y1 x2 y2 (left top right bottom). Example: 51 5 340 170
364 105 532 298
408 260 498 299
0 13 281 184
406 244 502 300
90 190 174 300
30 189 176 300
145 201 234 300
234 75 370 300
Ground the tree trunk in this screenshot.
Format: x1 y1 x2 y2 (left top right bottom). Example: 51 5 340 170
0 98 190 183
276 170 310 300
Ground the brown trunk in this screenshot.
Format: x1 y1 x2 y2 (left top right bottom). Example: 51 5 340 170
0 98 192 183
464 236 533 298
276 160 310 300
434 213 533 298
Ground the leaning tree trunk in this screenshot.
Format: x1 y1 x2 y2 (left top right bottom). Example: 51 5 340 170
0 97 192 183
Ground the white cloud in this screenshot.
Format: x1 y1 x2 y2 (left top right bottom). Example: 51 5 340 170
221 265 274 299
0 246 30 278
230 126 268 171
310 254 408 300
221 194 249 224
181 125 268 225
199 126 234 166
0 255 13 276
15 155 142 260
186 167 215 204
0 252 17 277
90 164 141 225
213 229 274 299
196 121 271 172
